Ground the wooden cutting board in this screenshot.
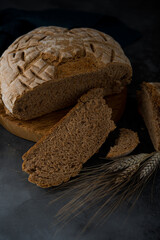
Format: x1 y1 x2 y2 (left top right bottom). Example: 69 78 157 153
0 88 127 142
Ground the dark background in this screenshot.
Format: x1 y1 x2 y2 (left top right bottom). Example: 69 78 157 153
0 1 160 240
0 0 159 91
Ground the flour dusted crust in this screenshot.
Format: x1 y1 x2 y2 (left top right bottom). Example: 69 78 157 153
0 26 132 120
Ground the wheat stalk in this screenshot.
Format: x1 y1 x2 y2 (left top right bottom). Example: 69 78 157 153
108 153 152 172
54 152 159 232
115 163 140 184
140 152 160 179
114 153 155 184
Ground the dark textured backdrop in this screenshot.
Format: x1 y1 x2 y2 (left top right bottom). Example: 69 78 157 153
0 1 160 240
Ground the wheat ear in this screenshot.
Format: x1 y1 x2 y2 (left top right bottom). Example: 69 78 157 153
115 163 140 184
114 153 153 184
140 152 160 179
108 153 152 172
54 152 159 232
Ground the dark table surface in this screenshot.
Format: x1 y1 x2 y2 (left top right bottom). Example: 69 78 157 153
0 7 160 240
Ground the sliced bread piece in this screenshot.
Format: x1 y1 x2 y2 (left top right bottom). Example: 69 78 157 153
106 128 139 159
0 87 126 142
0 26 132 120
137 82 160 151
22 88 116 188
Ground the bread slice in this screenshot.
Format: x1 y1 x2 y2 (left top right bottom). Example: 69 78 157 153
138 82 160 151
22 88 116 188
0 100 70 142
0 26 132 120
0 87 126 142
106 128 139 159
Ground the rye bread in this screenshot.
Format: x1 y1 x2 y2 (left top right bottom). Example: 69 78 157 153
22 88 116 188
106 128 139 159
0 87 126 142
138 82 160 151
0 26 132 120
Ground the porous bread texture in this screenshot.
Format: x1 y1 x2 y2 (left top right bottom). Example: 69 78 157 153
106 128 139 159
138 82 160 151
22 88 116 188
0 26 132 120
0 87 126 142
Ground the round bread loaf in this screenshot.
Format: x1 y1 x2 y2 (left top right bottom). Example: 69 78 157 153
0 26 132 120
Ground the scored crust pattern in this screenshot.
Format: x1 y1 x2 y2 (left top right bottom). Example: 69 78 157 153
0 26 131 113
